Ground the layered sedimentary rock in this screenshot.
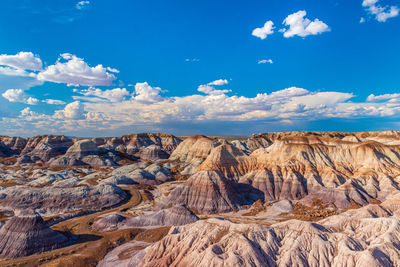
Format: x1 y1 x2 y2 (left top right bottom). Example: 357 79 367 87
106 133 181 155
0 209 68 258
93 205 198 232
49 139 118 167
140 217 400 266
92 213 127 232
0 136 27 157
198 144 254 178
138 145 170 161
237 132 400 209
0 184 127 216
0 133 181 167
167 135 220 174
100 163 173 185
162 171 245 213
19 135 73 163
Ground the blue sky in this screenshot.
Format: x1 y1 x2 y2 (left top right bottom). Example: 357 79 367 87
0 0 399 137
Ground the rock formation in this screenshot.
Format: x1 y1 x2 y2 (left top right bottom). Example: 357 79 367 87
93 205 199 232
105 133 181 155
162 171 245 213
0 184 127 216
0 209 68 258
138 145 170 161
167 135 220 174
140 217 400 266
20 135 73 162
198 144 254 178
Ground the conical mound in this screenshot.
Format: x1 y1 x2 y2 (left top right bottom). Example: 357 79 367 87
0 209 68 258
198 144 255 178
163 171 245 214
126 205 199 227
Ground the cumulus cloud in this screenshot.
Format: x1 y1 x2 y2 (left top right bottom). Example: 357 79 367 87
133 82 164 103
76 87 130 102
3 84 400 135
258 59 273 64
198 79 231 95
252 21 275 39
76 1 90 10
367 93 400 102
0 66 37 77
43 99 66 105
37 53 116 86
0 52 42 71
2 89 39 105
362 0 399 22
281 10 330 38
54 101 86 120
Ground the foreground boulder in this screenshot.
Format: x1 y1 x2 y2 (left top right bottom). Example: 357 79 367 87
0 209 68 258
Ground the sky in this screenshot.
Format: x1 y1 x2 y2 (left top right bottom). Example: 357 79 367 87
0 0 399 137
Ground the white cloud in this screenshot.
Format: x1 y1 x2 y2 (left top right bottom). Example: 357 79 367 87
362 0 399 22
281 10 330 38
133 82 164 103
76 1 90 10
360 17 366 23
258 59 273 64
252 21 275 39
2 89 39 105
76 87 130 102
185 58 200 62
43 99 66 105
0 66 37 77
0 52 42 71
37 54 116 86
54 101 86 120
4 84 400 135
26 97 40 105
106 67 120 73
208 79 229 86
367 93 400 102
197 79 231 95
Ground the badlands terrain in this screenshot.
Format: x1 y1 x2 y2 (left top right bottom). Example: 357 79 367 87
0 132 399 266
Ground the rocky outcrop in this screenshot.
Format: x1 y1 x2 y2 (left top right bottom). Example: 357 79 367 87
106 133 181 155
20 135 73 162
235 132 400 209
167 135 220 174
140 217 400 266
0 184 127 216
0 133 181 167
198 144 255 178
0 136 27 157
162 171 245 214
93 205 199 232
138 145 170 161
92 213 127 232
0 209 68 258
48 139 118 167
100 163 173 186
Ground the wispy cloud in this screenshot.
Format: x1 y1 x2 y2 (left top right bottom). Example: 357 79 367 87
362 0 399 22
258 59 273 64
